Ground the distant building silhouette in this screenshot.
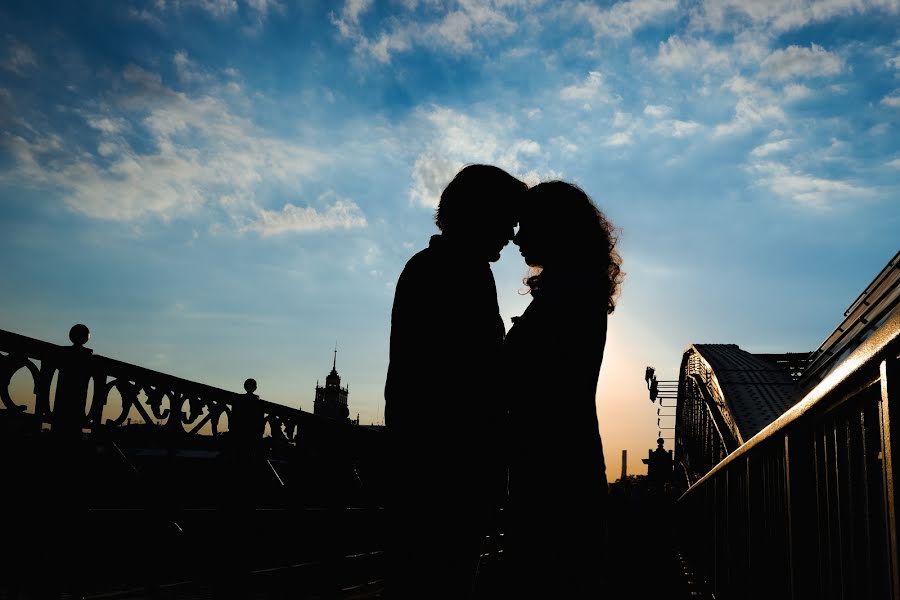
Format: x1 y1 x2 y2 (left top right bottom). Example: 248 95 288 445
642 437 673 484
314 345 350 421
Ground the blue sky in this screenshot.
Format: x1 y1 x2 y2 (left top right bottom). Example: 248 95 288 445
1 0 898 474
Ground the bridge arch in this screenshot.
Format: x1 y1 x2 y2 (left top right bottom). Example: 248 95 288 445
674 344 797 489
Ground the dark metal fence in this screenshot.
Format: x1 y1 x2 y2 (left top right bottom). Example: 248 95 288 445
677 311 900 600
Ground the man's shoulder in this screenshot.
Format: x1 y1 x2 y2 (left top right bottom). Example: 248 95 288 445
399 242 449 277
394 246 440 297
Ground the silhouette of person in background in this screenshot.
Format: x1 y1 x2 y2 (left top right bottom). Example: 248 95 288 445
503 180 623 598
384 164 526 599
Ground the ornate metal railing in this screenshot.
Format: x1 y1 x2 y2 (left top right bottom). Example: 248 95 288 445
0 323 339 446
677 311 900 600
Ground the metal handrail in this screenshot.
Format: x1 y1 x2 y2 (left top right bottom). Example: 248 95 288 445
680 311 900 500
677 310 900 600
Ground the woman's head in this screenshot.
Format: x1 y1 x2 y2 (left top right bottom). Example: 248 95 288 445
514 180 623 313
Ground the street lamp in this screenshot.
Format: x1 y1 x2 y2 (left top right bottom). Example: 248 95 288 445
646 365 678 440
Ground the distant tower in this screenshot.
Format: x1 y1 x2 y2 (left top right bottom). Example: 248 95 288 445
314 343 350 421
621 449 627 481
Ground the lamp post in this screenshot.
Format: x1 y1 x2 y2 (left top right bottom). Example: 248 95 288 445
646 365 678 439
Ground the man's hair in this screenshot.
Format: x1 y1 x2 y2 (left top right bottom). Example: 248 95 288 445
434 164 526 232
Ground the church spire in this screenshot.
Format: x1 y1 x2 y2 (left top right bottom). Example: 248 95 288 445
315 340 350 421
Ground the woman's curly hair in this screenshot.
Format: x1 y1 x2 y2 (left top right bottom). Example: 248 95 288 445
522 181 623 314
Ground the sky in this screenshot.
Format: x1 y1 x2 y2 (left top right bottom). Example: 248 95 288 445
1 0 898 476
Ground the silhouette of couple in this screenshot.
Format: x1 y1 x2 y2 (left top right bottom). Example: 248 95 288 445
384 164 623 599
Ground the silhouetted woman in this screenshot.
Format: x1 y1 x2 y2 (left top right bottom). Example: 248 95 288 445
503 180 623 597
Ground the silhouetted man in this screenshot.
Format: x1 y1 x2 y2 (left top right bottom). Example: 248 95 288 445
384 164 525 599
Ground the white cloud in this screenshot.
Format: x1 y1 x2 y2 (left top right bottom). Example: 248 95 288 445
886 158 900 169
129 7 166 28
86 116 127 135
551 136 579 155
431 4 516 52
130 0 283 32
691 0 896 34
714 97 786 137
560 71 608 103
97 142 118 157
514 139 541 154
888 55 900 69
654 119 701 137
243 195 367 236
657 35 729 71
245 0 285 18
332 0 374 38
612 111 631 128
760 44 843 80
5 64 329 222
2 37 37 74
605 131 633 146
173 51 211 84
881 93 900 108
732 31 770 65
196 0 238 17
750 161 873 209
643 104 671 118
751 139 793 157
410 151 462 208
723 75 772 99
574 0 678 38
333 0 518 62
783 83 812 101
407 106 549 207
342 0 372 23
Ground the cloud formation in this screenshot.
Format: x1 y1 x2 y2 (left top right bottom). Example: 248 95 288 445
657 35 729 71
2 37 37 74
690 0 896 34
560 71 610 105
573 0 678 38
882 92 900 108
750 161 872 209
408 105 549 207
760 44 843 80
4 63 328 223
243 194 368 236
332 0 518 63
714 97 786 137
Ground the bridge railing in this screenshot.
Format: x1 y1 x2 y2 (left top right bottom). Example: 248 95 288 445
0 323 358 447
0 324 388 596
677 311 900 600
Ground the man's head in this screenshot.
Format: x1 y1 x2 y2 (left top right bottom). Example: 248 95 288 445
434 164 526 262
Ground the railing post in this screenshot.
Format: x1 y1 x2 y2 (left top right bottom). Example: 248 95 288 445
785 421 817 600
231 378 264 454
52 324 92 441
881 356 900 600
